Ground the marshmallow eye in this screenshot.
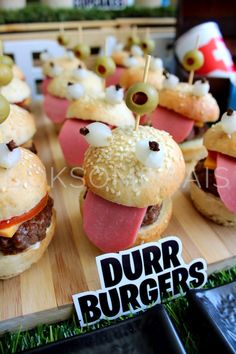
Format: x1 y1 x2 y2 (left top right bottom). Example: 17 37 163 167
163 71 179 90
67 82 85 100
221 108 236 136
80 122 112 147
105 85 124 104
66 50 75 60
135 139 165 169
114 42 124 52
0 141 21 169
192 79 210 97
40 50 51 62
130 45 143 57
49 63 62 77
150 57 163 71
123 55 139 68
72 65 88 80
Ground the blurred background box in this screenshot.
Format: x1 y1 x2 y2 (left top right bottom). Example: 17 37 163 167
41 0 73 8
0 0 26 9
176 0 236 113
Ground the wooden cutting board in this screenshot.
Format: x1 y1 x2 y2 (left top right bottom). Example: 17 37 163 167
1 103 236 334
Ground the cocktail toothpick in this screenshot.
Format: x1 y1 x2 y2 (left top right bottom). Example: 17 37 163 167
135 55 151 130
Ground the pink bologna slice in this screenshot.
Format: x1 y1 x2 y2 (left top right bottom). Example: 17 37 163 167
41 77 52 95
83 191 147 252
106 67 124 87
43 94 69 124
215 153 236 213
151 107 194 143
59 119 93 166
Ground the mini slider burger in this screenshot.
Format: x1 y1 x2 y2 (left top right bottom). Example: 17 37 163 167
191 109 236 226
59 85 135 168
109 44 145 87
151 72 220 162
44 66 103 126
0 143 56 278
40 51 85 95
0 103 36 152
81 126 184 252
0 60 30 110
120 56 164 91
80 55 185 252
0 94 36 152
0 77 31 110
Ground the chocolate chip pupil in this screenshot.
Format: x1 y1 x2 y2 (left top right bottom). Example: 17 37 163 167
201 78 207 83
132 92 148 106
163 70 169 79
6 140 17 151
227 108 234 116
80 127 89 136
68 81 74 86
149 141 160 152
115 84 121 91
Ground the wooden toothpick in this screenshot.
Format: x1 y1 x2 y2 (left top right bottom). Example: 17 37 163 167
188 35 200 85
135 54 151 131
78 25 83 43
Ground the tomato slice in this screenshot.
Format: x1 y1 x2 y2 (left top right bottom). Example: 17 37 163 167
0 194 48 230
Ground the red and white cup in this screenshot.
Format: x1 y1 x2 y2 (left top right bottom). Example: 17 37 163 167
175 22 235 78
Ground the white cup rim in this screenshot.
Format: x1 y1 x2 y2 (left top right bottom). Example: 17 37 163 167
176 21 221 45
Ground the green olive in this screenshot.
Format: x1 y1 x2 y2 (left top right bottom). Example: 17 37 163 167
125 82 158 115
57 34 70 47
0 94 10 123
73 44 91 60
0 64 13 86
141 39 155 54
182 49 204 71
94 56 116 78
0 55 14 68
127 35 140 48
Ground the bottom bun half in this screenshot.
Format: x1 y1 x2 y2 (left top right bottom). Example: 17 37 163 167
179 138 207 163
190 182 236 226
134 198 172 245
0 210 56 279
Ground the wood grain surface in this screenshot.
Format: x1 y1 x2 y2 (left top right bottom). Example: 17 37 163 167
0 103 236 334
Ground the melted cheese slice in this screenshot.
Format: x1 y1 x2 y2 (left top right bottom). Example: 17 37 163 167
204 154 217 170
0 223 21 238
194 121 204 128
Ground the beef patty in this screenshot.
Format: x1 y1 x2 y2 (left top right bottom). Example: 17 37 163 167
184 124 208 142
142 204 162 227
193 159 219 197
0 197 53 255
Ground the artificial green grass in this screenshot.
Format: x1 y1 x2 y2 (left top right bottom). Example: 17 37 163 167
1 267 236 354
0 5 176 25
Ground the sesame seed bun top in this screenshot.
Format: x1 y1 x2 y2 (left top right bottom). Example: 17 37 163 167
0 77 31 103
204 121 236 158
42 56 85 78
83 126 185 208
48 69 103 98
0 148 48 221
159 82 220 122
0 104 36 145
66 93 135 127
